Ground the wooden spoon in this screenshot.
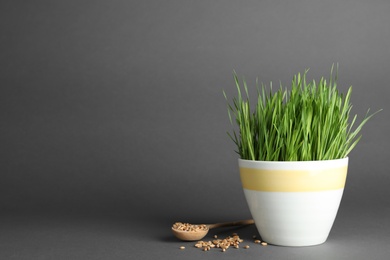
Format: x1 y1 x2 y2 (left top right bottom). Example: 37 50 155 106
172 219 254 241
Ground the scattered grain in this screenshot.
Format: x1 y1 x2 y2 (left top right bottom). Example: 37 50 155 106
192 234 248 252
174 223 269 252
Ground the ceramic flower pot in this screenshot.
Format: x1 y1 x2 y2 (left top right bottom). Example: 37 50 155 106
239 157 348 247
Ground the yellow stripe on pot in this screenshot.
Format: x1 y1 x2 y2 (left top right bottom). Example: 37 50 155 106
240 166 348 192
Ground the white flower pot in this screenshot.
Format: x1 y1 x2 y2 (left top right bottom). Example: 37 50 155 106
239 157 348 247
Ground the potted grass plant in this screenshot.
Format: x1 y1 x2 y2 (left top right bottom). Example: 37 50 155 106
224 65 380 246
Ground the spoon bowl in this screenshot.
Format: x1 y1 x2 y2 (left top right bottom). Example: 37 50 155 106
171 226 209 241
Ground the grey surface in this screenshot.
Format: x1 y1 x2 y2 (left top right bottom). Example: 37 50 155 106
1 0 389 259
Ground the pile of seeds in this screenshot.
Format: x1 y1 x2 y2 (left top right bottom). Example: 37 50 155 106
195 234 245 252
190 233 267 252
178 234 268 252
172 222 208 232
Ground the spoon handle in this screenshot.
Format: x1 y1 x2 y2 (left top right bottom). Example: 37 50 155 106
208 219 254 229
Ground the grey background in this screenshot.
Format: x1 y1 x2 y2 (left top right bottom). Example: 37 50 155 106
1 0 389 259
